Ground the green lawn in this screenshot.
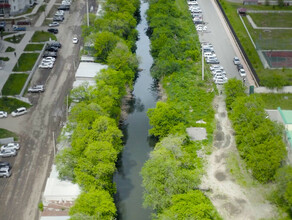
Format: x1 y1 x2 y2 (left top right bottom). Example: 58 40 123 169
31 31 57 42
2 74 28 96
24 43 44 51
4 34 25 44
0 128 18 141
219 0 292 87
255 93 292 110
0 97 31 113
5 46 15 52
12 53 39 72
249 13 292 27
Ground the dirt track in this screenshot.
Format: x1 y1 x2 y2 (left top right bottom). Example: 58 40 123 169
201 95 278 220
0 1 85 219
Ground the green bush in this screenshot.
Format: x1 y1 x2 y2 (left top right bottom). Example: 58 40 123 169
5 46 15 52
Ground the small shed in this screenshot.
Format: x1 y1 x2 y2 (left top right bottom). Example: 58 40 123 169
237 8 247 16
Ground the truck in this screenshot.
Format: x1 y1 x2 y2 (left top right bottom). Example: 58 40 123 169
12 25 26 31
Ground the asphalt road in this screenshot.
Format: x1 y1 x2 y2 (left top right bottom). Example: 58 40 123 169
0 1 86 219
197 0 252 87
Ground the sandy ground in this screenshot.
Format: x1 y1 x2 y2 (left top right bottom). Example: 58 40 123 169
200 94 278 220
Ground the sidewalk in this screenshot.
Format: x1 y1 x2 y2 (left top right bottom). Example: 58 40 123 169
0 0 57 92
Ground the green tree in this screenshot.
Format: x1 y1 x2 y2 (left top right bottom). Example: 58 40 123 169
275 166 292 209
141 135 201 212
148 102 185 138
69 189 116 220
157 190 222 220
55 147 76 181
93 31 120 62
224 78 246 110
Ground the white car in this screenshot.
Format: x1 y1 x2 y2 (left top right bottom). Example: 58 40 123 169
214 78 228 85
0 149 17 157
42 57 56 62
210 65 224 71
55 10 64 16
11 107 27 117
0 111 7 118
233 56 240 65
1 143 20 151
0 167 11 178
28 85 45 93
49 22 59 27
39 62 53 69
72 37 78 44
239 68 246 77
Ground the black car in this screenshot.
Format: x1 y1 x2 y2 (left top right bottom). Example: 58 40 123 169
48 42 62 48
48 28 58 34
58 5 70 11
236 64 243 71
45 45 58 52
0 161 11 169
43 52 57 58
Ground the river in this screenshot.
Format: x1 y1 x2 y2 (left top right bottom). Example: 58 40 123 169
114 1 157 220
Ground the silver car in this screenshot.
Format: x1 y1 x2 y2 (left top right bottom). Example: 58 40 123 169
1 142 20 151
0 167 11 178
28 85 45 93
0 149 17 157
11 107 27 117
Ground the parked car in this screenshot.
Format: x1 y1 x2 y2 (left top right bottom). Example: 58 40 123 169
58 5 70 11
233 56 240 65
49 22 59 27
55 10 64 16
72 36 78 44
236 64 243 71
48 28 58 34
214 78 228 85
39 62 53 69
11 107 27 117
0 167 11 178
206 57 219 64
210 65 224 72
45 45 58 52
43 52 58 58
53 17 64 22
1 142 20 151
0 149 17 157
239 68 246 77
48 42 62 48
12 25 26 31
43 57 56 62
0 161 11 169
28 85 45 93
0 111 7 118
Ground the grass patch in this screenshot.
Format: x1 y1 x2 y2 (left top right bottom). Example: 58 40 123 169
0 97 31 113
0 128 18 141
24 43 44 51
12 53 39 72
31 31 57 42
5 46 15 52
0 57 9 61
2 74 28 96
249 13 292 27
255 93 292 110
4 34 25 44
219 0 292 87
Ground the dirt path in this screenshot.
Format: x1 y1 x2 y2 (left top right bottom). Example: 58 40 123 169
200 94 278 220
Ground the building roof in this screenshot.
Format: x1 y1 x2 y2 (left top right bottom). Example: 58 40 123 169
75 62 107 79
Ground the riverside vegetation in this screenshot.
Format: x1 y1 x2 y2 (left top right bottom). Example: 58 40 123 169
141 0 222 219
55 0 140 219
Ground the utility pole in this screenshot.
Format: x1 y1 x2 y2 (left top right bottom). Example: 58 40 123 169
86 0 89 27
202 47 204 80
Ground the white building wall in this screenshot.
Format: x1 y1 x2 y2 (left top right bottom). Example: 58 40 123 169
9 0 33 15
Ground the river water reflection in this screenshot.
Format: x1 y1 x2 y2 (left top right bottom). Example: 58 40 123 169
114 1 157 220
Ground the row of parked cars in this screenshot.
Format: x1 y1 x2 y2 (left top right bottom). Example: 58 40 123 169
0 107 28 118
233 56 246 77
188 0 203 24
201 42 228 85
0 143 20 178
39 41 61 69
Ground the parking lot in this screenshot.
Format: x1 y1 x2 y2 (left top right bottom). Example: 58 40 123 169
0 0 88 219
